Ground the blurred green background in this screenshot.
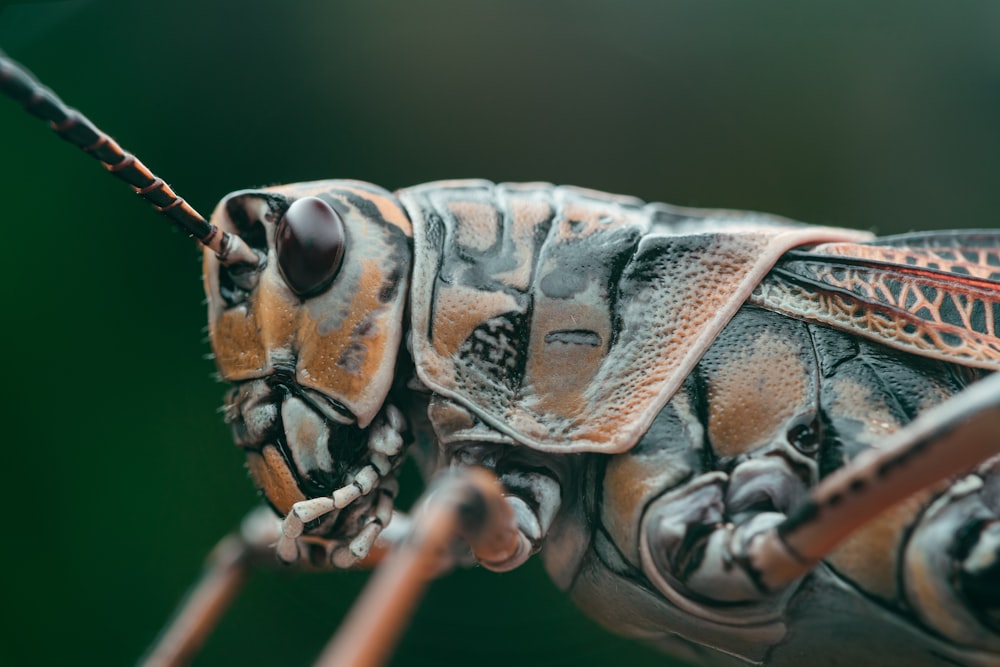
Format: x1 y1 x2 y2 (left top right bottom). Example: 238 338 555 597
1 1 999 666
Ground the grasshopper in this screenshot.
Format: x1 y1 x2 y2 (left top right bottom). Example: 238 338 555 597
2 43 998 667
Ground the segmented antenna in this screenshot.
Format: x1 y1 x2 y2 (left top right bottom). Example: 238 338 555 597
0 51 258 267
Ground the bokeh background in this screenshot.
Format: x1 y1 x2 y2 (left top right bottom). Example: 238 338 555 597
2 2 1000 666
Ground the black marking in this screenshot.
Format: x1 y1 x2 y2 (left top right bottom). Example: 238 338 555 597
424 211 449 347
875 429 941 481
918 284 939 304
337 341 368 374
544 329 602 347
354 318 376 338
685 368 718 474
455 486 489 537
938 291 962 327
970 298 988 334
339 190 413 297
678 522 716 580
379 267 403 302
317 393 356 424
225 193 280 249
961 250 980 263
304 417 370 499
457 312 530 390
940 331 964 349
778 499 820 538
884 277 904 302
341 190 387 226
953 518 1000 631
216 195 281 306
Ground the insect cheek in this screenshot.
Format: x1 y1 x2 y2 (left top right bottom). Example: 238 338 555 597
294 260 407 425
287 189 413 429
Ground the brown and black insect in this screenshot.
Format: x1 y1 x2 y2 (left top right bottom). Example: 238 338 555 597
2 48 998 667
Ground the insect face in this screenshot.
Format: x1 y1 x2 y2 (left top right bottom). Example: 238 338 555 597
204 181 412 542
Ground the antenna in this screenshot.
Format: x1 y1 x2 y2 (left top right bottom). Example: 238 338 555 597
0 51 258 267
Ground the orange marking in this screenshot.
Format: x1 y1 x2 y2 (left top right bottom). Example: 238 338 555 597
525 296 609 419
826 489 934 601
706 333 810 457
209 308 268 381
448 201 499 252
296 256 404 419
246 446 306 516
428 287 519 359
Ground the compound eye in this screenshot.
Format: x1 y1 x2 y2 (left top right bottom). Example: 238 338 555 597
275 196 347 297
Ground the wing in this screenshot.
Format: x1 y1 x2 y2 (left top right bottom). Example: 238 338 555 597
750 231 1000 370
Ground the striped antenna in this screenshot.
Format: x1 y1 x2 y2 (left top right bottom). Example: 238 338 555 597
0 51 258 267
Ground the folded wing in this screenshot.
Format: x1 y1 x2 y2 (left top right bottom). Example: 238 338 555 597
751 231 1000 370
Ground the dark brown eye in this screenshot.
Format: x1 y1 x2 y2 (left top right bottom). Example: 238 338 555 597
275 196 347 297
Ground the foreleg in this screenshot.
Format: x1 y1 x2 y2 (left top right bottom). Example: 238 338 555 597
140 507 281 667
314 467 521 667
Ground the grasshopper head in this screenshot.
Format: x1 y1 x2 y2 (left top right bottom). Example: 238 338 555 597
203 180 412 543
0 54 416 555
